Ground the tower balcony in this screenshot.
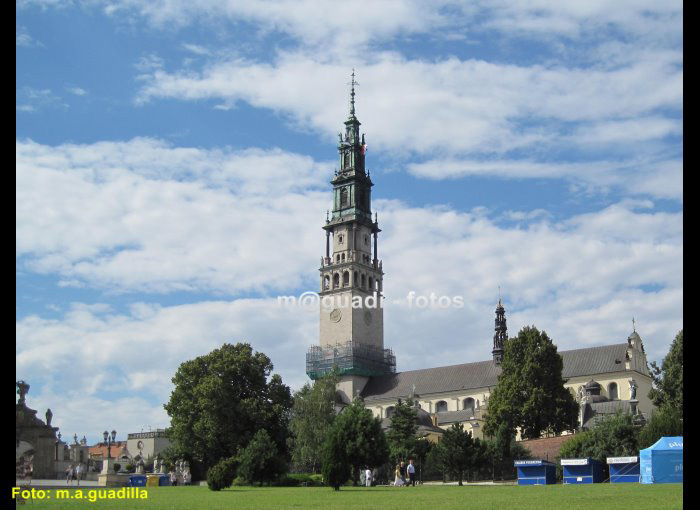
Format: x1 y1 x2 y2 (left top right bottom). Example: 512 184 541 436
320 251 382 269
306 341 396 380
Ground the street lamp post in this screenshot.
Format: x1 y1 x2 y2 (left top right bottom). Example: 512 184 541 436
101 430 117 474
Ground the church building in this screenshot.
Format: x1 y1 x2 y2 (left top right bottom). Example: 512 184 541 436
306 79 654 440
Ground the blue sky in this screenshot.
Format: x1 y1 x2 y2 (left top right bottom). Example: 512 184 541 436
17 1 682 444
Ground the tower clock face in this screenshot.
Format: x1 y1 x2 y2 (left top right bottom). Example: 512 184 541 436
330 309 342 322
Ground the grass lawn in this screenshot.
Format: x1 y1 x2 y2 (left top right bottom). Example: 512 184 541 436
19 483 682 510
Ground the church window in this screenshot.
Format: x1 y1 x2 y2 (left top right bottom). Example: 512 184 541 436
354 271 358 285
368 277 373 290
463 398 475 412
340 188 349 207
339 235 343 244
608 382 618 400
361 274 366 288
333 274 340 289
323 275 330 290
436 401 448 412
336 254 340 263
343 271 350 287
341 253 346 262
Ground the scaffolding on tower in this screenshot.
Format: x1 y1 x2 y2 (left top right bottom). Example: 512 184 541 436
306 341 396 380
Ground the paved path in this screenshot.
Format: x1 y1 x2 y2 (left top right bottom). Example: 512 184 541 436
16 479 100 488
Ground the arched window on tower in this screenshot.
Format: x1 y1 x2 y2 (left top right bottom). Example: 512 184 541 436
343 271 349 287
463 398 475 412
323 275 330 290
436 401 448 412
340 188 349 207
368 277 373 290
608 382 618 400
361 274 366 288
353 271 358 286
333 274 340 289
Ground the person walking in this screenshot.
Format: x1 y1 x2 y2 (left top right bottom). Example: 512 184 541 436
170 470 178 486
65 464 74 485
407 459 416 486
399 461 406 486
75 463 83 486
393 464 404 486
365 467 372 487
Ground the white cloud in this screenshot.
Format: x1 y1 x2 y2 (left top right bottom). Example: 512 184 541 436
16 87 66 113
134 51 681 170
17 138 333 294
16 138 681 442
66 86 88 96
16 25 44 47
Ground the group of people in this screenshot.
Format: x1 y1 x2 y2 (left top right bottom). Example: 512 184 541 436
169 469 192 486
393 460 416 486
65 463 84 486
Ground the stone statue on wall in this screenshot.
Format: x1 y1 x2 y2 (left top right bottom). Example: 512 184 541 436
136 457 145 474
45 408 53 426
629 379 638 400
16 380 30 405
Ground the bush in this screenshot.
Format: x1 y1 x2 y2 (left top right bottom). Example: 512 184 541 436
237 429 287 486
207 456 238 491
638 406 683 449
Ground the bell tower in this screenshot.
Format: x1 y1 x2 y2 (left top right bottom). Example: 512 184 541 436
306 72 395 402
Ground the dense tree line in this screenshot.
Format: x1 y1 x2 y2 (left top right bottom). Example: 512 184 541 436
164 328 682 490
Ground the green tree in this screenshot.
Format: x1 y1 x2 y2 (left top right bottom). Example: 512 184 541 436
340 398 390 485
288 369 340 473
484 326 579 440
206 456 238 491
238 429 287 486
638 406 683 449
481 422 531 480
321 421 350 490
320 398 389 489
412 438 434 483
557 412 640 480
433 423 478 485
164 342 293 472
648 330 683 413
386 398 418 464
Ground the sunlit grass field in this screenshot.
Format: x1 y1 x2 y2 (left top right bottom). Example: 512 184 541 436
19 483 682 510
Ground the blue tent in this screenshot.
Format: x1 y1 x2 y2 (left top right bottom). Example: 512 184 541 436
514 460 557 485
607 456 640 483
640 436 683 484
561 457 604 484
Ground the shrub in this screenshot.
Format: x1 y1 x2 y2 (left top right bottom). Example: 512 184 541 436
638 406 683 449
207 456 238 491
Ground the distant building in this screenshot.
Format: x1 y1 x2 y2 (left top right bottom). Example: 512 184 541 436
126 430 171 462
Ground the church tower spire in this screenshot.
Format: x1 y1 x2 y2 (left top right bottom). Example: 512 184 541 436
492 298 507 365
306 73 395 402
